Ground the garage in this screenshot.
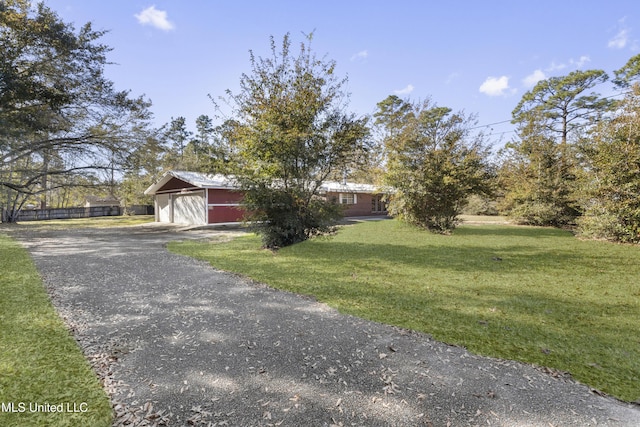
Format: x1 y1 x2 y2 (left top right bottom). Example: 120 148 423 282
172 191 206 225
156 194 171 223
145 171 241 225
145 170 386 226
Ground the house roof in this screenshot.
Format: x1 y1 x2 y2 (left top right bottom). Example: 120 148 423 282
320 181 381 194
144 170 386 195
144 171 239 195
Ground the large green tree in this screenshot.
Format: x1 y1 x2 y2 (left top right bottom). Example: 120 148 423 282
118 132 166 210
500 70 611 225
157 115 236 174
221 33 368 248
161 116 192 169
512 70 610 147
577 84 640 243
498 113 580 226
0 0 152 221
374 95 492 233
182 114 235 173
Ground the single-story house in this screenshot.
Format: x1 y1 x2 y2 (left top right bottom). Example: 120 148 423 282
144 170 388 225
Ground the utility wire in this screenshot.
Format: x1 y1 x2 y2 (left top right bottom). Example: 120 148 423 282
469 119 512 131
467 89 634 133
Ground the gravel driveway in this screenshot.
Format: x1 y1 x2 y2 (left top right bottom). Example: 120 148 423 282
14 225 640 426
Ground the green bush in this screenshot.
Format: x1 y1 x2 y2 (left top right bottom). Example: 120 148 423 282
243 186 342 248
462 194 499 216
509 201 567 226
577 205 640 243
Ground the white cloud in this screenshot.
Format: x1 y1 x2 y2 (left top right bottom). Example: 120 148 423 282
445 72 461 85
570 55 591 68
394 84 414 95
135 6 175 31
608 28 629 49
540 55 590 76
521 56 591 91
523 69 546 87
479 76 510 96
547 61 567 72
608 17 631 49
350 50 368 61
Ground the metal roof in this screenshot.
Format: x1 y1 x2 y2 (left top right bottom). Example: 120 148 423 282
144 170 386 195
143 171 239 195
320 180 381 194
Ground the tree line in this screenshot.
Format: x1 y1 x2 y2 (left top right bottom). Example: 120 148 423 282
2 1 640 247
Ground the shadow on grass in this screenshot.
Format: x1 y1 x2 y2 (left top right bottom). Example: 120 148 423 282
168 227 640 402
453 225 574 239
261 260 640 400
283 240 594 275
227 237 639 401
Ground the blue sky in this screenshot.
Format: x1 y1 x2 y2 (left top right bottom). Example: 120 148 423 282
45 1 639 146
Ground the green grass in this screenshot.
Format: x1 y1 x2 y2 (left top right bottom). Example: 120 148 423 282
168 219 640 402
1 214 154 231
0 234 112 427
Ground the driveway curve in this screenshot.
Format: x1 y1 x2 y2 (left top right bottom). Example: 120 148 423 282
14 225 640 426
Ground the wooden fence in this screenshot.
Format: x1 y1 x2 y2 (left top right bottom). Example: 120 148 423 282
1 205 153 222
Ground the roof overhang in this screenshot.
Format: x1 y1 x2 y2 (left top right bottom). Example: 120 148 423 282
144 171 240 195
319 181 389 194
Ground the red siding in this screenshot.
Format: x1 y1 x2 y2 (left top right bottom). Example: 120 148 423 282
207 188 244 223
208 205 244 223
156 182 386 224
208 189 244 204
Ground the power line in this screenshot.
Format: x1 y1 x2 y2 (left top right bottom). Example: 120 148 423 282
468 89 634 133
469 119 512 131
486 130 516 138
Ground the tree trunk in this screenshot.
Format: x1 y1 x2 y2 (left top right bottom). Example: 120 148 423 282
40 150 49 209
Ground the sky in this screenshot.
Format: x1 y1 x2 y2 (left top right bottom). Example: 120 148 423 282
43 0 640 147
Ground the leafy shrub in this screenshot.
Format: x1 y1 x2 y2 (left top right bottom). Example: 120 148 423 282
508 200 577 227
243 186 342 248
577 204 640 244
462 195 499 216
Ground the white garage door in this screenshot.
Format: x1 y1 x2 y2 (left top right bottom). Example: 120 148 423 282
156 194 171 223
173 191 205 225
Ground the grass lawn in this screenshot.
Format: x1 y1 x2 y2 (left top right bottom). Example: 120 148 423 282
0 234 113 427
169 219 640 402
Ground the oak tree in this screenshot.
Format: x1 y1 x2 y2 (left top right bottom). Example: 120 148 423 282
0 0 152 221
221 33 368 248
374 95 492 233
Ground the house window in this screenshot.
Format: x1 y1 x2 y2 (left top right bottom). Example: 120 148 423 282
339 193 357 205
